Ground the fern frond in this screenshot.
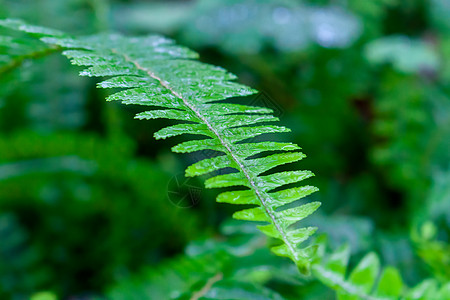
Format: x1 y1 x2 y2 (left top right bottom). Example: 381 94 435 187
313 244 450 300
109 221 299 300
109 249 288 300
0 18 320 272
109 252 230 300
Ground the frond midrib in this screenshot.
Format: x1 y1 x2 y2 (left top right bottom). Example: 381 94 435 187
113 49 300 262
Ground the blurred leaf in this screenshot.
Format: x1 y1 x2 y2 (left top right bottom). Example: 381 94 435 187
313 245 448 300
109 222 306 300
117 0 362 54
429 0 450 34
412 222 450 283
0 131 201 295
30 291 58 300
376 267 403 297
365 36 440 74
113 2 193 34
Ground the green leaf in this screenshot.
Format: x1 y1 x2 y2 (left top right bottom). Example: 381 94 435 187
437 283 450 299
244 152 306 175
325 245 351 276
258 170 314 192
276 202 321 229
347 253 380 295
269 186 319 208
376 267 403 297
233 207 271 222
216 190 258 205
172 139 225 154
225 125 291 143
406 279 438 299
313 246 448 299
154 124 214 140
135 109 199 122
185 156 237 177
204 173 248 188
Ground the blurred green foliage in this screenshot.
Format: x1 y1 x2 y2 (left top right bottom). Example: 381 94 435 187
0 0 449 299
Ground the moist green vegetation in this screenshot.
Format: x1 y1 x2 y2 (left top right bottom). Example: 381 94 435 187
0 1 449 299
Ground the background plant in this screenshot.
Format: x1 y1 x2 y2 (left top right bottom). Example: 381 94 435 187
0 0 449 299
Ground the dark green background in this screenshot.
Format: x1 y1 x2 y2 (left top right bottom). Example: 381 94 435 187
0 0 449 299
